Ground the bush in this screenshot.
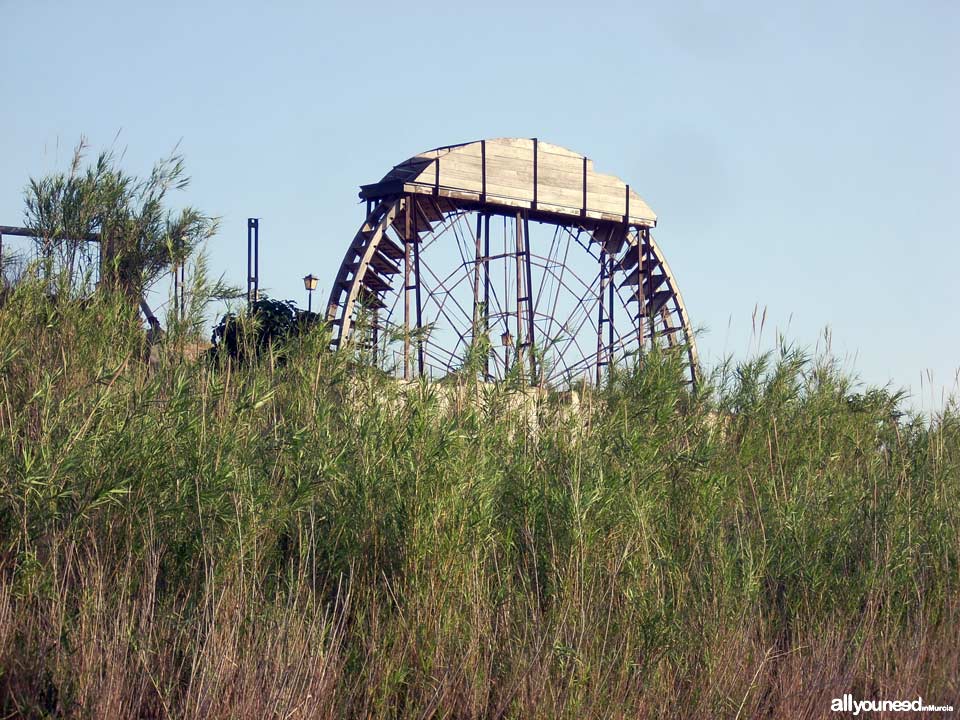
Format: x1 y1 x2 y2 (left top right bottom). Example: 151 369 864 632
210 296 320 362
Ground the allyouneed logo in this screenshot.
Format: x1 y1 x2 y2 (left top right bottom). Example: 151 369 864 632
831 694 954 714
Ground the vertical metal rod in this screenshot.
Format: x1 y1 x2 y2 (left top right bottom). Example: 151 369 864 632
597 243 607 385
514 212 524 381
637 227 647 351
173 262 179 322
581 156 588 216
412 196 424 377
246 222 252 304
532 137 538 209
483 213 490 379
247 218 259 304
481 141 487 201
180 262 186 318
253 220 259 302
473 213 482 330
403 198 412 381
608 236 616 363
522 212 536 382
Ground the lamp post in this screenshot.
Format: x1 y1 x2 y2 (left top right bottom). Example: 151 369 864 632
303 274 318 313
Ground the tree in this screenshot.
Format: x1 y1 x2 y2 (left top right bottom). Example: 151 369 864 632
23 139 218 303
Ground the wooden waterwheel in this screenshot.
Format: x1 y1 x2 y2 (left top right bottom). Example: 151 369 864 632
326 138 698 387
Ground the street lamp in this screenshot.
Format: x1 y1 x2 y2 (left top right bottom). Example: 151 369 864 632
303 274 319 312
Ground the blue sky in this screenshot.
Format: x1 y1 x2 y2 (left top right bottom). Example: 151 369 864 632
1 1 957 408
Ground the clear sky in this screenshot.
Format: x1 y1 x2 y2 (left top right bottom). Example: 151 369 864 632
2 1 957 409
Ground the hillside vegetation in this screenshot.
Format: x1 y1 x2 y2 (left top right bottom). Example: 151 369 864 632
0 280 957 718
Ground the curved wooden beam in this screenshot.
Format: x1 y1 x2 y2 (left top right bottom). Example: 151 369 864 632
647 232 700 387
325 198 402 346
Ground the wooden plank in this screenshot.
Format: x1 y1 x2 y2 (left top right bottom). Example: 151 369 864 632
369 252 400 276
408 171 647 218
631 289 672 316
620 272 667 296
377 235 405 261
377 139 658 222
433 152 584 185
408 152 654 221
356 287 386 310
361 272 392 294
615 254 658 273
396 180 655 226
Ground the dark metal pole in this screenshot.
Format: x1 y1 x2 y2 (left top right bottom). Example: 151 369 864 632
581 157 588 217
480 140 487 202
597 244 607 385
638 227 647 349
247 218 259 305
403 197 412 381
173 263 179 322
253 220 259 302
483 213 490 379
609 235 616 364
180 262 186 318
515 212 524 381
522 212 537 382
308 288 313 313
412 196 424 377
473 213 483 331
532 137 539 209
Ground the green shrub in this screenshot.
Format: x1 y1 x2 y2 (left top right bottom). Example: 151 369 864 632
210 296 320 362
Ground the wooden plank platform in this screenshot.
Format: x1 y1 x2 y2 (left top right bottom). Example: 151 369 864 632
359 138 657 228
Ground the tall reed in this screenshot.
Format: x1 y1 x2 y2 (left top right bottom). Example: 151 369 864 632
1 278 957 718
